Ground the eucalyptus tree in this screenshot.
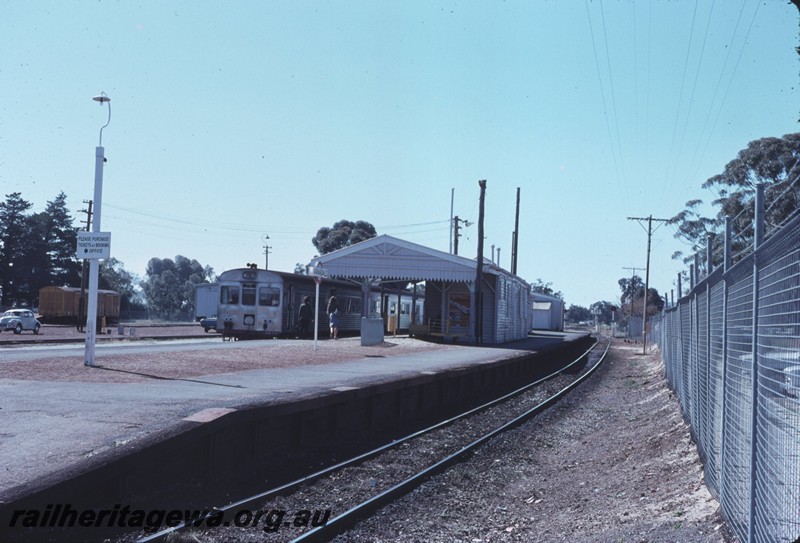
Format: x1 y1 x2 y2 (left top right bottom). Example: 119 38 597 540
312 220 377 255
141 255 214 320
670 132 800 267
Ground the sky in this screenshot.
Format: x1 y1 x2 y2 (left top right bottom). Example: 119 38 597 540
1 1 798 309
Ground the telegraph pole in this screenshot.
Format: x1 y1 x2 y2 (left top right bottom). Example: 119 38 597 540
474 180 487 343
627 215 669 354
77 200 93 332
262 234 271 269
622 266 643 342
453 216 472 256
621 266 643 305
511 187 520 275
453 216 461 255
449 188 455 254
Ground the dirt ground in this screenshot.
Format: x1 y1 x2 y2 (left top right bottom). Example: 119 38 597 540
341 339 738 543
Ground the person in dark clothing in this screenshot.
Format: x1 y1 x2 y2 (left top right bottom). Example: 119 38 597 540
298 296 312 338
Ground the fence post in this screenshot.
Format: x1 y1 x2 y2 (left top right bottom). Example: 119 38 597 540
707 234 714 274
695 251 701 282
720 215 732 513
747 184 764 543
724 215 732 271
704 236 712 462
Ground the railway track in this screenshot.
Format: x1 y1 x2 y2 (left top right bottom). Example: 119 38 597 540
133 336 609 543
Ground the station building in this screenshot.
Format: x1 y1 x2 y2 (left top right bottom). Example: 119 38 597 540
309 235 532 344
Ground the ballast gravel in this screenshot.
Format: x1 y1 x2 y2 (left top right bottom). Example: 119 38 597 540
151 340 735 543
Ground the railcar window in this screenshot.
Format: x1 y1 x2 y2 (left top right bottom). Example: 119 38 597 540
242 283 257 306
259 287 280 306
343 297 361 314
401 303 410 315
221 286 240 305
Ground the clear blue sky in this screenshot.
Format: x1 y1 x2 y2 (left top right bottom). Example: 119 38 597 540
1 1 797 308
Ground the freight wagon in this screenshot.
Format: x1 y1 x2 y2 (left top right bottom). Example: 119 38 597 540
38 286 121 324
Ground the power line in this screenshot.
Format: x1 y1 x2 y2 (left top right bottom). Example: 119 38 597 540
664 0 700 195
584 0 626 210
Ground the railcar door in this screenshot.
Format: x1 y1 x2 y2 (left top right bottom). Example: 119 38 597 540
257 284 282 335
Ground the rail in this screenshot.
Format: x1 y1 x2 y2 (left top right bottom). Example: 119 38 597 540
138 336 608 543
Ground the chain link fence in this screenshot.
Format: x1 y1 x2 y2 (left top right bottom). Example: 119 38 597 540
651 189 800 543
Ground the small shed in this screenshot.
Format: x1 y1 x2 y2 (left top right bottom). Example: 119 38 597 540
531 292 564 331
309 235 531 344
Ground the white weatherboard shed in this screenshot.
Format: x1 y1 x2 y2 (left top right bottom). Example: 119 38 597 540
309 235 531 344
531 292 564 331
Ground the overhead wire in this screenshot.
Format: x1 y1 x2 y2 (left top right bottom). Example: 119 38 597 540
583 0 627 212
663 0 700 199
598 0 628 191
689 0 762 186
674 0 717 191
104 201 450 239
686 0 749 186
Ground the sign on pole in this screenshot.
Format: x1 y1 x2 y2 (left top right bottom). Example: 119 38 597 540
308 265 327 351
77 231 111 259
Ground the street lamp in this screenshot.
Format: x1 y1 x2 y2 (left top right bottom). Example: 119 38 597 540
84 93 111 366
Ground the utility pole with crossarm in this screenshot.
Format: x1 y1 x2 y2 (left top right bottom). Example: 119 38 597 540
627 215 669 354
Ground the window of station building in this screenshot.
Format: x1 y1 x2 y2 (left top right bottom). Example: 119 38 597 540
241 283 257 306
259 286 280 306
220 286 240 305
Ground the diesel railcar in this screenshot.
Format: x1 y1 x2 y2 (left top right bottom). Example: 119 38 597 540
215 267 423 339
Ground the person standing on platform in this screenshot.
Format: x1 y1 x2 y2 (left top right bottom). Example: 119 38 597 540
327 295 339 339
298 296 312 338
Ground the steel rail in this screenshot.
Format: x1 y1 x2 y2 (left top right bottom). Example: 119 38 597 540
292 336 610 543
138 336 603 543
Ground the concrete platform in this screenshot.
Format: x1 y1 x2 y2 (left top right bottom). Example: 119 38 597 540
0 331 590 540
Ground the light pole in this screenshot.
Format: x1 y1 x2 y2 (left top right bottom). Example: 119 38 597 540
84 93 111 366
262 234 271 269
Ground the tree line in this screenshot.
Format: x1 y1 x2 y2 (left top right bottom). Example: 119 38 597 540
0 191 215 320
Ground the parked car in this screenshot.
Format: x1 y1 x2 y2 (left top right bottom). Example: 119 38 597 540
0 309 41 334
200 316 217 333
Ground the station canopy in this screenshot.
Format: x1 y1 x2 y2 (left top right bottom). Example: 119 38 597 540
308 235 481 283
